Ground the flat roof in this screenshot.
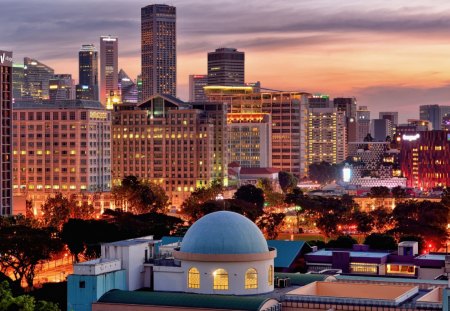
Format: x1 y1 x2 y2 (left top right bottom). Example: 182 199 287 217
415 254 446 261
286 281 418 305
97 290 277 311
102 238 154 247
308 249 390 258
336 274 448 286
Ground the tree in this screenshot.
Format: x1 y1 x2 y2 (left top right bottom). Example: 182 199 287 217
364 233 397 250
182 182 223 222
25 200 34 219
71 201 95 220
40 193 76 229
256 213 285 239
233 184 265 210
352 211 374 235
256 178 273 193
0 281 60 311
369 186 390 198
391 186 407 198
0 225 62 288
369 208 394 233
326 235 357 249
278 171 298 193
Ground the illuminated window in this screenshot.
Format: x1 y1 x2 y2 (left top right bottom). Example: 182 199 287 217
245 268 258 289
268 265 274 286
213 269 228 290
188 267 200 289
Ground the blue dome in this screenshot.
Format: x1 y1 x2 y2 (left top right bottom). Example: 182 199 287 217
180 211 269 254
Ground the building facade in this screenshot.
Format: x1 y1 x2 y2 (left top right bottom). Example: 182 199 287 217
112 95 215 207
76 44 99 101
420 105 450 130
189 74 208 102
307 108 347 165
400 130 450 190
141 4 176 98
12 100 111 214
23 57 54 101
371 118 393 141
118 69 138 104
100 35 119 107
12 63 25 102
207 48 244 86
0 50 13 215
49 74 75 103
356 106 371 142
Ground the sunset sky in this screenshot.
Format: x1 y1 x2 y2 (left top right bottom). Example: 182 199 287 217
3 0 450 121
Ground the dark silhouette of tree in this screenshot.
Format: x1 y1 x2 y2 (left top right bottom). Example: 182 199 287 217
278 171 298 193
326 235 357 249
233 184 265 210
308 161 341 185
363 133 374 142
364 233 397 250
40 193 76 229
391 186 407 198
352 211 374 234
182 181 223 222
256 213 285 239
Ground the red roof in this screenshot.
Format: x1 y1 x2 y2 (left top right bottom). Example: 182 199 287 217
240 167 280 175
228 162 241 168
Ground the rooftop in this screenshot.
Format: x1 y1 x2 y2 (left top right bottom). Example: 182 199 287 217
267 240 308 268
13 99 104 109
415 253 447 261
102 236 155 247
307 249 390 258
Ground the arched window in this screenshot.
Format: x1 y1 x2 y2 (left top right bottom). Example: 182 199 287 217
213 268 228 290
245 268 258 289
188 267 200 288
268 265 274 286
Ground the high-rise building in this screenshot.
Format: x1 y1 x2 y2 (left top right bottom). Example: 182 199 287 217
189 74 208 102
308 94 330 109
420 105 450 130
307 108 347 165
76 44 99 101
0 50 13 215
112 95 216 207
141 4 176 98
12 100 111 215
118 69 138 104
23 57 54 101
379 111 399 127
12 63 25 102
137 74 143 102
333 97 357 143
371 118 392 141
100 35 119 107
207 48 244 86
356 106 371 141
49 74 75 103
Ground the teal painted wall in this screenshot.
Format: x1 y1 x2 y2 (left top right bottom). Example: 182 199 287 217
67 270 126 311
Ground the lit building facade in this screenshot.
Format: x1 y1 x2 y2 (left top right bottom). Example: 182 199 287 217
400 130 450 190
112 95 215 207
23 57 54 101
307 108 347 165
76 44 99 101
49 74 75 103
0 50 13 215
12 63 25 102
356 106 371 141
189 74 208 102
100 35 119 107
118 69 138 104
207 48 244 86
141 4 176 98
227 113 272 168
420 105 450 130
12 100 111 214
307 94 330 109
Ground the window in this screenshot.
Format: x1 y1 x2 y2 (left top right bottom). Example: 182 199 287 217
268 265 274 286
188 267 200 289
213 269 228 290
245 268 258 289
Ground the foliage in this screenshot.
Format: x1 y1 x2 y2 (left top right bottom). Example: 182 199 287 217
0 224 62 289
352 211 374 234
112 176 169 214
369 186 390 198
0 281 60 311
233 184 265 210
256 213 285 239
264 192 285 208
326 235 357 249
182 181 223 222
256 178 273 193
308 161 341 185
391 186 407 198
369 208 394 233
278 171 298 193
364 233 397 250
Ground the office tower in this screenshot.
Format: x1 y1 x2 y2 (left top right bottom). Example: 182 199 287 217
12 64 25 102
118 69 138 104
379 111 398 127
0 50 13 215
207 48 244 86
76 44 99 101
371 119 392 141
100 35 119 107
205 87 309 178
307 108 347 166
400 131 450 190
419 105 450 130
13 100 111 215
308 94 330 108
112 95 215 207
333 97 357 143
356 106 371 141
23 57 54 101
189 74 208 102
49 74 75 103
227 113 272 167
141 4 176 98
137 74 143 101
245 81 261 93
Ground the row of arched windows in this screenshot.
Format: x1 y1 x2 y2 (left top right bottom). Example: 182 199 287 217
187 266 274 290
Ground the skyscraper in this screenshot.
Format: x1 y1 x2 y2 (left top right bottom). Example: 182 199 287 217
0 50 13 215
379 111 399 127
207 48 245 86
189 74 208 102
118 69 138 104
356 106 371 141
12 63 25 102
49 74 75 103
23 57 54 101
419 105 450 130
76 44 99 101
100 35 119 106
141 4 176 99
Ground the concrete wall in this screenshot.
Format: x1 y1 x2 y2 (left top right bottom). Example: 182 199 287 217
418 267 444 280
153 266 184 292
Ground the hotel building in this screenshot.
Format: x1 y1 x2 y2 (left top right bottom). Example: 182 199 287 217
76 44 99 101
0 50 13 215
189 74 208 102
12 100 111 214
100 35 119 107
112 95 216 207
207 48 245 86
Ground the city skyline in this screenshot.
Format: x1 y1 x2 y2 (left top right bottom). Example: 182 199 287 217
3 0 450 121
